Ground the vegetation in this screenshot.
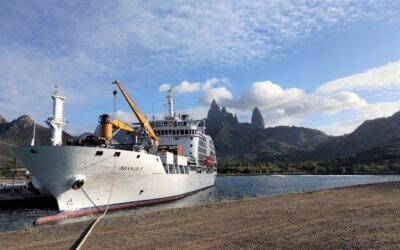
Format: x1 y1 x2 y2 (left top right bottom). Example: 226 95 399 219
217 158 400 175
0 156 24 177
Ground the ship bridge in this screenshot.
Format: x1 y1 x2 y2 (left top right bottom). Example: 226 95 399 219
149 114 215 167
147 89 216 167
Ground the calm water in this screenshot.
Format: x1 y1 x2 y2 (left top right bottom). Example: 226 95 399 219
1 175 400 232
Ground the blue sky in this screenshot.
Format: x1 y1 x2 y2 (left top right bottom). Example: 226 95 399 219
1 1 400 136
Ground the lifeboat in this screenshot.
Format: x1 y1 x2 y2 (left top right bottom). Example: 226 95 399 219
203 156 215 167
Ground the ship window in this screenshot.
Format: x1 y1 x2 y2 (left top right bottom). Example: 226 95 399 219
185 130 188 134
169 130 172 135
190 144 193 147
183 122 187 126
180 129 184 134
169 164 174 174
95 151 103 156
190 137 193 140
30 149 37 154
114 152 121 157
172 130 176 135
175 137 179 140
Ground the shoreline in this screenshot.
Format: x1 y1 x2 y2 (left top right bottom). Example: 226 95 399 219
217 173 400 176
1 181 400 249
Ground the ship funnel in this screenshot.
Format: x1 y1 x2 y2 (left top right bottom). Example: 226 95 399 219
45 86 67 146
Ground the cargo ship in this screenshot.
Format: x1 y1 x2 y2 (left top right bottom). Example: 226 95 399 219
12 80 217 224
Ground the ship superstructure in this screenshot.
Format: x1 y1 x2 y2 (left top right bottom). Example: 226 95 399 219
11 81 217 224
150 89 216 172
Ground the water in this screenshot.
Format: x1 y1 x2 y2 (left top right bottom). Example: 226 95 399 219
1 175 400 232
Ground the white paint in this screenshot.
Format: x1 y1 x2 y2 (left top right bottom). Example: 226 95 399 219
45 89 67 146
12 146 216 211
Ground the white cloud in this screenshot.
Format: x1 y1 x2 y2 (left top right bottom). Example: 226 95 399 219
237 81 306 110
233 81 366 116
1 1 400 135
193 80 367 127
2 1 399 69
113 110 138 124
158 80 202 95
0 46 110 125
158 83 173 93
319 101 400 135
202 78 227 90
156 60 399 134
174 81 201 95
316 61 400 94
199 87 234 106
159 78 227 96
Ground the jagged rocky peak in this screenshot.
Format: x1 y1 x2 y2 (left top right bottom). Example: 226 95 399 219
11 115 34 130
222 107 238 125
208 100 221 116
251 107 265 129
0 115 6 124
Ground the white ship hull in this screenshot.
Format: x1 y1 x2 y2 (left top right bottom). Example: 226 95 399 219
12 146 216 212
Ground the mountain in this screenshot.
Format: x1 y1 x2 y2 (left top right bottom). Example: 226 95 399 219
205 101 330 161
205 100 400 162
310 111 400 159
206 100 238 137
0 115 72 159
251 107 265 129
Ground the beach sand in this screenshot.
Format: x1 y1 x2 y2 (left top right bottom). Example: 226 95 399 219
1 181 400 249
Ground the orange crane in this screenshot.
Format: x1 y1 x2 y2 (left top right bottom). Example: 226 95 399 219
99 114 135 140
112 80 160 147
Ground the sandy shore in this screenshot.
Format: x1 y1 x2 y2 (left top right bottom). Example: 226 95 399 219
1 182 400 249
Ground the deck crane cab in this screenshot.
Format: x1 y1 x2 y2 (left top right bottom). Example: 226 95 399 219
98 114 135 141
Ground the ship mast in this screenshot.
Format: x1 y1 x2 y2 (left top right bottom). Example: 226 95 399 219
45 86 66 146
167 88 175 118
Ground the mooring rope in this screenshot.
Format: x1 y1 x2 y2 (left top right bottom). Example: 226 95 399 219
75 156 117 250
81 187 102 213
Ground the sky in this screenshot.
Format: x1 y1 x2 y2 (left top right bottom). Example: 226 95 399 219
1 0 400 136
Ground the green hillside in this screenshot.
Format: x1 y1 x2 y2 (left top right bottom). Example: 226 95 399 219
206 100 400 164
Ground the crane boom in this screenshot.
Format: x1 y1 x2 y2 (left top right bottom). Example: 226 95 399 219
112 80 160 147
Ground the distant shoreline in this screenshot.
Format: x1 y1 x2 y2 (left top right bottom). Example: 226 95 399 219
217 172 400 176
